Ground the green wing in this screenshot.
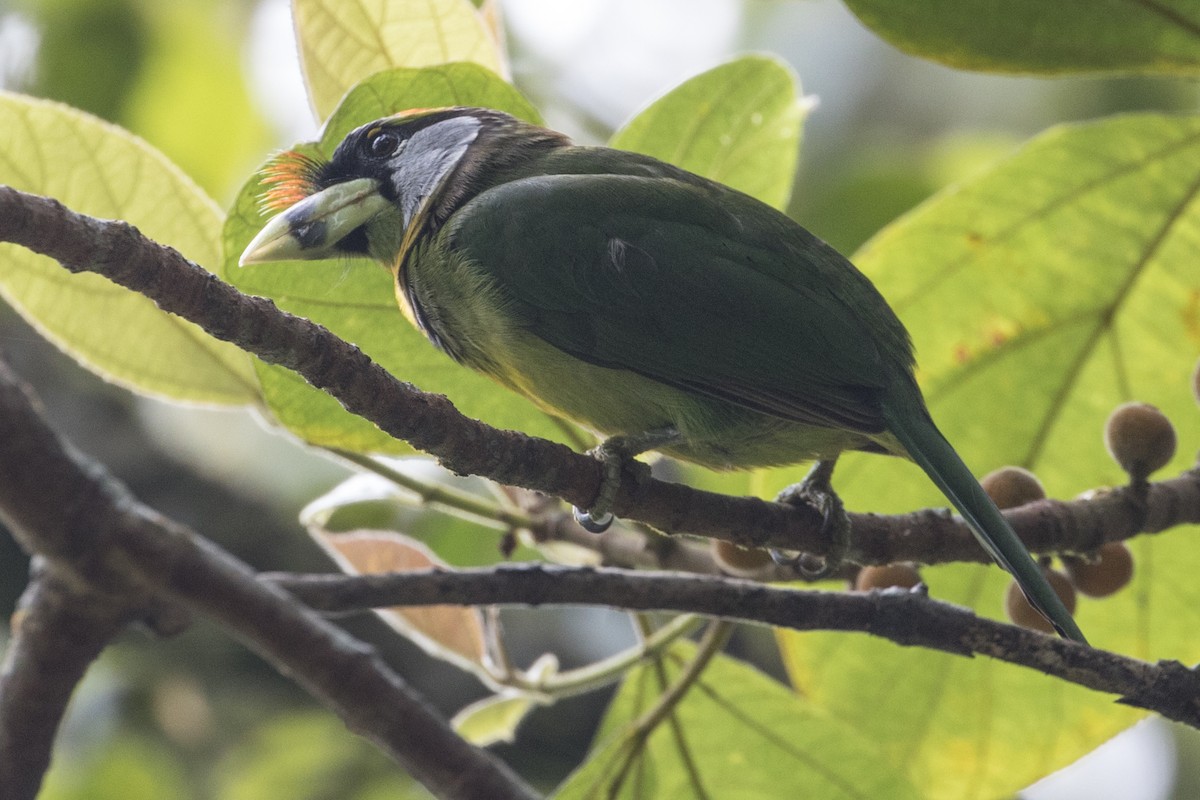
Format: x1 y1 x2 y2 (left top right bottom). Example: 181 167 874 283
442 167 914 435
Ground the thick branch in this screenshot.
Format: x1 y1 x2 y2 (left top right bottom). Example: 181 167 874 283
0 562 141 800
0 358 538 800
115 511 539 800
0 188 824 548
268 564 1200 728
0 186 1197 566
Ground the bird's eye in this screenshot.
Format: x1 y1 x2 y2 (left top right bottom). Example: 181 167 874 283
366 129 401 158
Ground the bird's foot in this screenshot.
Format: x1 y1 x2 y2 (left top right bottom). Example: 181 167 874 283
572 441 620 532
769 459 851 579
573 427 681 533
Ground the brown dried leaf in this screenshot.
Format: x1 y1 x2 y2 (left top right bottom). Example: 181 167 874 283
315 530 488 669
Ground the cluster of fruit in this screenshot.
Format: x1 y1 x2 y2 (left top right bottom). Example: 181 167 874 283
849 395 1181 633
993 394 1179 632
712 356 1200 636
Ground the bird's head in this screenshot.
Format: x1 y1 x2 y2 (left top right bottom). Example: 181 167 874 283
239 107 566 268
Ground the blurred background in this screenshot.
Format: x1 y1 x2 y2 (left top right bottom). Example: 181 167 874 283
1 0 1198 797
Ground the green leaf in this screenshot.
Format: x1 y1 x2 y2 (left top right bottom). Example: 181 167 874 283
799 133 1023 255
293 0 504 120
0 92 258 404
855 113 1200 505
778 625 1141 800
319 61 541 142
225 65 562 453
554 645 921 800
773 113 1200 798
843 0 1200 75
609 55 807 211
452 691 547 747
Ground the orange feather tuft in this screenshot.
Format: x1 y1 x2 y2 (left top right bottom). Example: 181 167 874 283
259 149 324 214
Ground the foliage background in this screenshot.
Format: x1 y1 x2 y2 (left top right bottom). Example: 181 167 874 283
0 0 1198 797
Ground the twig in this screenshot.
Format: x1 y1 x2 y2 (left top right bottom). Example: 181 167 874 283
330 449 535 532
511 614 705 698
265 563 1200 728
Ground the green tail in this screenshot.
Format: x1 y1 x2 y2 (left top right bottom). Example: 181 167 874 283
882 390 1087 643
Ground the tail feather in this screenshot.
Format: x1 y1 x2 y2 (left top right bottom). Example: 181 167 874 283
882 393 1087 643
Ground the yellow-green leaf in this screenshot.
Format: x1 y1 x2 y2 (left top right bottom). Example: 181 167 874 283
0 92 257 404
857 113 1200 504
778 626 1141 800
225 65 561 453
844 0 1200 75
451 691 546 747
293 0 504 120
609 55 807 211
318 61 541 143
774 113 1200 799
554 645 921 800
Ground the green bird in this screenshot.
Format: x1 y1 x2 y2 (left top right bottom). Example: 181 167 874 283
241 107 1085 642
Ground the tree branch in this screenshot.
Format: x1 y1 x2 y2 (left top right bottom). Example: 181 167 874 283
0 357 539 800
1 185 1198 794
0 561 142 800
0 186 1197 567
266 563 1200 728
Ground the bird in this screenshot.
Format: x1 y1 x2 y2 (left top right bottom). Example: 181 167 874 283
240 106 1085 642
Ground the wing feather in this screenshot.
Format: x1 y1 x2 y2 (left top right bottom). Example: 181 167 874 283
442 168 912 435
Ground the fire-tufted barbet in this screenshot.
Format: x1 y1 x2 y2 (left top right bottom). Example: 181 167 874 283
241 107 1085 642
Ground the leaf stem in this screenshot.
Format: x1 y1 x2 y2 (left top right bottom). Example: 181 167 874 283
331 448 534 531
605 618 733 794
630 619 733 739
507 613 705 698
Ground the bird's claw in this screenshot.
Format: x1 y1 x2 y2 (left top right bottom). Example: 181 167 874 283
573 427 680 535
769 459 850 578
573 506 614 533
772 549 841 579
574 439 626 534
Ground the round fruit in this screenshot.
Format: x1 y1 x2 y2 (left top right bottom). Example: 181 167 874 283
1104 402 1177 481
1063 542 1134 598
1005 569 1077 634
853 563 922 591
712 540 774 578
981 466 1046 510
